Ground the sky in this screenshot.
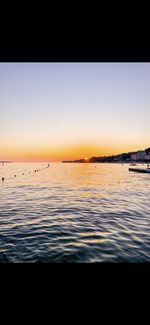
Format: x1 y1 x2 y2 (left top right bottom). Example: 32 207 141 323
0 62 150 162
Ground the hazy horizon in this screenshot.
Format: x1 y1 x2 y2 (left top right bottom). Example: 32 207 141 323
1 62 150 162
0 143 149 163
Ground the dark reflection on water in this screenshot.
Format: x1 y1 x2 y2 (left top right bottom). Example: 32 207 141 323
0 162 150 262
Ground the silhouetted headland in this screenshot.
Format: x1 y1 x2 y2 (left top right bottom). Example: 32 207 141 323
62 147 150 163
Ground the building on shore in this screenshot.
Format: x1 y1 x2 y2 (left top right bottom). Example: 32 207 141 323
131 153 137 160
131 149 150 162
145 154 150 160
62 147 150 163
136 151 145 160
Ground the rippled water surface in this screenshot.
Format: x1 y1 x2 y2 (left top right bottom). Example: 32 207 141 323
0 162 150 262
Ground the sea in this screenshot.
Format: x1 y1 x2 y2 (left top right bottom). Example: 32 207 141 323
0 162 150 262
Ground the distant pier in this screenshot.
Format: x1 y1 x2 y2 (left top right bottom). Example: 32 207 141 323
129 167 150 173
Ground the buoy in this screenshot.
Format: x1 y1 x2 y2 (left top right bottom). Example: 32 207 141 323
22 173 24 175
14 175 16 177
2 177 4 181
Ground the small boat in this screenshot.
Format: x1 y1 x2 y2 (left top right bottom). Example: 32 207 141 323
130 163 137 166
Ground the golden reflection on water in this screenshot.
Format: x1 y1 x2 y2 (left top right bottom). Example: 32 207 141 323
1 162 149 195
1 162 150 262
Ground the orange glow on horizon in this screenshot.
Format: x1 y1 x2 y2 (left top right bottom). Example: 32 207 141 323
1 63 150 163
1 140 150 162
0 142 113 162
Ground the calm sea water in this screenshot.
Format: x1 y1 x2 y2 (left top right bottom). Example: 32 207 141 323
0 162 150 262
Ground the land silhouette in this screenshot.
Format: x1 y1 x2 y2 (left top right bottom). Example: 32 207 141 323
62 147 150 163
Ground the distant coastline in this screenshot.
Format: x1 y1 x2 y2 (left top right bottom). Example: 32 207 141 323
62 147 150 163
0 161 13 163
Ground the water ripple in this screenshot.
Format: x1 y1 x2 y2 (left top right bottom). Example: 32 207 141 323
0 162 150 262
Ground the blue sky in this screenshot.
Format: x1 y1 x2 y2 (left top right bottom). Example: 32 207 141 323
0 63 150 161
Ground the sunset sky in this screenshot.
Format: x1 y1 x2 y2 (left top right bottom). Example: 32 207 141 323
0 63 150 162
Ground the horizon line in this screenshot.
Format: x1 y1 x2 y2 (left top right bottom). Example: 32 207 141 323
1 145 150 163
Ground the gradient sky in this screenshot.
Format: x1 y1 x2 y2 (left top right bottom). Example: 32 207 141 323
0 62 150 162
